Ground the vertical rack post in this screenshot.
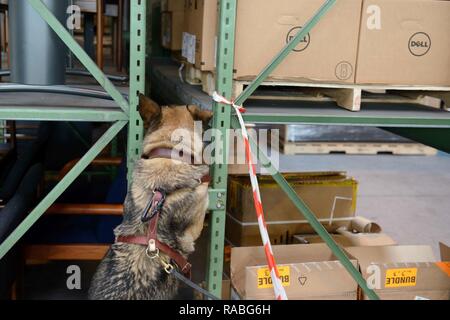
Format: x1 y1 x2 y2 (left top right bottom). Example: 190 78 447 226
0 120 6 143
206 0 237 297
127 0 147 183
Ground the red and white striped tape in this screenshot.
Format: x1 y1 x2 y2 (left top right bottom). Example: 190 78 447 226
212 92 288 300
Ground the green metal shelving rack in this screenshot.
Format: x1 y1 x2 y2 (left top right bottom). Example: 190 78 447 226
0 0 146 260
206 0 384 300
150 0 450 300
1 0 449 300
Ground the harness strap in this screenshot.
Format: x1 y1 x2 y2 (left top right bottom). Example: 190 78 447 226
147 211 192 276
116 212 192 277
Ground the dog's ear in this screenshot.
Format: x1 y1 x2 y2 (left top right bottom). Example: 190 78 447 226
187 105 213 127
139 94 161 128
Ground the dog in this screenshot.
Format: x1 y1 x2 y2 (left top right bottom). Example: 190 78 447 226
88 95 212 300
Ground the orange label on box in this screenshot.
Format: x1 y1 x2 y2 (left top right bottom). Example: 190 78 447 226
385 268 417 288
435 262 450 277
257 266 290 289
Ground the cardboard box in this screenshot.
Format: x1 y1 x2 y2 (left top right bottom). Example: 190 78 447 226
321 231 396 247
161 0 185 12
294 233 349 245
182 0 217 70
222 279 231 300
440 242 450 261
233 0 362 83
231 244 359 300
294 230 397 247
184 0 362 82
345 245 450 300
356 0 450 86
162 11 185 51
294 216 397 247
293 216 395 247
226 172 357 246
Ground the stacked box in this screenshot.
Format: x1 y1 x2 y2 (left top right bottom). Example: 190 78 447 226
182 0 361 83
345 245 450 300
231 244 359 300
181 0 450 86
161 0 185 51
226 172 358 246
182 0 217 69
356 0 450 86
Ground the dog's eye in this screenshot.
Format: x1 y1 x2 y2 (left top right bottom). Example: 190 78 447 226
141 154 149 160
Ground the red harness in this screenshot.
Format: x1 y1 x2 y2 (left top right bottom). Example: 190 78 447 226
116 148 210 277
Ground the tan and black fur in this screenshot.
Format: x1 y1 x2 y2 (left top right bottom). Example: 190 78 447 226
88 95 212 300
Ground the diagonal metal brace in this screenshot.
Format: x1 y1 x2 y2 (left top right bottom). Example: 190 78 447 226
26 0 129 114
0 121 127 260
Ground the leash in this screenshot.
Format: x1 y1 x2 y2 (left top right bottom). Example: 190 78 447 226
212 92 288 300
171 269 220 300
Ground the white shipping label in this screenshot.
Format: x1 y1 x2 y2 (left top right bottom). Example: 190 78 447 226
182 32 196 64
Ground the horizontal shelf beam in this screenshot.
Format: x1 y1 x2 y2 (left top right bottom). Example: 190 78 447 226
242 113 450 128
384 127 450 153
0 107 128 122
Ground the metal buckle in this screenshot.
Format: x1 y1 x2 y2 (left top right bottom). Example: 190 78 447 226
146 247 159 259
146 240 159 259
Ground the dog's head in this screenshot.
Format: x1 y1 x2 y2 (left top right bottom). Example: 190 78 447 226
140 94 211 133
118 95 212 254
139 94 213 162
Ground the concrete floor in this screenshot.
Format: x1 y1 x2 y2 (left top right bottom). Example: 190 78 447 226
275 152 450 257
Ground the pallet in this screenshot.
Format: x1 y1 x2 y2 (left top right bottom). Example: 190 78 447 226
278 124 413 143
281 141 437 156
233 80 450 112
185 65 450 112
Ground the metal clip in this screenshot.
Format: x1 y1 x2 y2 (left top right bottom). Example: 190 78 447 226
160 258 174 274
145 240 159 259
146 247 159 259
